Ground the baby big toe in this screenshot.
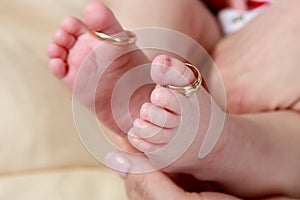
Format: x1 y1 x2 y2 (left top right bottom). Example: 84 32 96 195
151 55 196 87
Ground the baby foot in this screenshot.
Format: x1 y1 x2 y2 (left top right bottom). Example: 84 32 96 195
128 55 228 179
48 2 149 133
48 2 141 88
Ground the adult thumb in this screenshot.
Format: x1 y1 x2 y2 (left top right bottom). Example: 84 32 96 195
105 151 187 200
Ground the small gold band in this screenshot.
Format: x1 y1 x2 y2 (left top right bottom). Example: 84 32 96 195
162 63 202 97
90 29 136 46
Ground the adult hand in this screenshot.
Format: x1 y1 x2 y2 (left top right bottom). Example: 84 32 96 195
125 171 300 200
124 170 241 200
212 0 300 114
106 151 298 200
106 152 240 200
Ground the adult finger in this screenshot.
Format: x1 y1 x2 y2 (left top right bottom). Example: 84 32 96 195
105 151 187 200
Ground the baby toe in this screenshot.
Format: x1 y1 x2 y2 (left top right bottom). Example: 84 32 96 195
128 128 163 153
150 86 190 115
151 55 196 87
53 28 76 49
133 118 177 144
83 1 123 34
47 43 67 60
61 16 86 37
140 102 179 129
48 58 67 78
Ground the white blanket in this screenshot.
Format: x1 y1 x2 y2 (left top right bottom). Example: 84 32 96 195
0 0 126 199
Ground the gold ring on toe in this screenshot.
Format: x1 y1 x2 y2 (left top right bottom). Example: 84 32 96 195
162 63 202 97
90 28 136 46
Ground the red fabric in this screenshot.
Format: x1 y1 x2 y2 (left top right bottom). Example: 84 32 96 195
247 0 270 9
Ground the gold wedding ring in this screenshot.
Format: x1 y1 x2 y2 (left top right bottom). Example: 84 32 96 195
162 63 202 97
90 28 136 46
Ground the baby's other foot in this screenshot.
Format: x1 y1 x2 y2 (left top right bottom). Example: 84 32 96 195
47 2 149 134
48 1 129 89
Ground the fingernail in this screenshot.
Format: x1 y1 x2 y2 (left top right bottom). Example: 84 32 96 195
105 152 131 178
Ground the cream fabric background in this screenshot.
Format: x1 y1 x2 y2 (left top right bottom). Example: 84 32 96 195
0 0 126 199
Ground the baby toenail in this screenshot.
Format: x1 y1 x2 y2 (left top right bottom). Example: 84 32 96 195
153 90 163 101
141 104 150 118
128 128 138 137
156 56 171 73
134 119 147 128
149 107 167 126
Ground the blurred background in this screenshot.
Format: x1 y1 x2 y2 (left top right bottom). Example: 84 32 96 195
0 0 126 199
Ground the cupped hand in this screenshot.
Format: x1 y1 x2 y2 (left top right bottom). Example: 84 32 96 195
106 152 298 200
